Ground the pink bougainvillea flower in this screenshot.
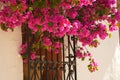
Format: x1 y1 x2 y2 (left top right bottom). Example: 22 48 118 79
98 31 108 40
115 11 120 21
68 20 82 35
19 43 27 54
88 57 98 72
54 42 62 54
54 42 62 49
79 0 96 6
90 40 99 48
60 2 71 9
30 52 36 60
54 48 60 54
76 49 83 58
109 24 118 31
84 51 92 57
28 18 38 33
23 59 28 64
66 8 78 19
43 37 52 46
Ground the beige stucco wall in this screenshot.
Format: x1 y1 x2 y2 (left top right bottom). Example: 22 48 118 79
0 27 23 80
77 31 120 80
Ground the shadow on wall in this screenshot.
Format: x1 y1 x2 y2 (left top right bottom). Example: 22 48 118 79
103 43 120 80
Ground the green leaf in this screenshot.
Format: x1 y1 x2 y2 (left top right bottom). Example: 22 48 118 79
22 54 28 59
33 0 47 8
1 23 7 31
81 57 85 61
96 9 107 16
48 22 53 27
29 7 34 11
35 31 41 37
111 14 115 19
10 5 17 11
33 0 39 7
49 0 61 8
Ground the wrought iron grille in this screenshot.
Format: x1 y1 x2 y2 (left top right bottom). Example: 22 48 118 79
25 32 77 80
26 37 77 80
22 26 77 80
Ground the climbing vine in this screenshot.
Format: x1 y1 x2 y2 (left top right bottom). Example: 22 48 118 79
0 0 119 72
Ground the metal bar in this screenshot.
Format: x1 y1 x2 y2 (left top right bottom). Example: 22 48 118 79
31 62 34 80
51 47 54 80
56 52 59 80
26 24 31 80
39 40 42 80
33 61 36 80
68 36 71 80
56 38 60 80
51 48 54 80
62 37 66 80
45 49 48 80
34 61 40 80
30 61 39 80
73 36 77 80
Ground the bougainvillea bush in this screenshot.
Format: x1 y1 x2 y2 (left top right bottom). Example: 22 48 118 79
0 0 119 72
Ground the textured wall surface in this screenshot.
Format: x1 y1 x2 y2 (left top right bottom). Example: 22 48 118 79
76 31 120 80
0 27 23 80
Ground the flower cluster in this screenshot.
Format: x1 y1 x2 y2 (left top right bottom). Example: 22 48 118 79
76 47 98 72
0 0 119 72
88 58 98 72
